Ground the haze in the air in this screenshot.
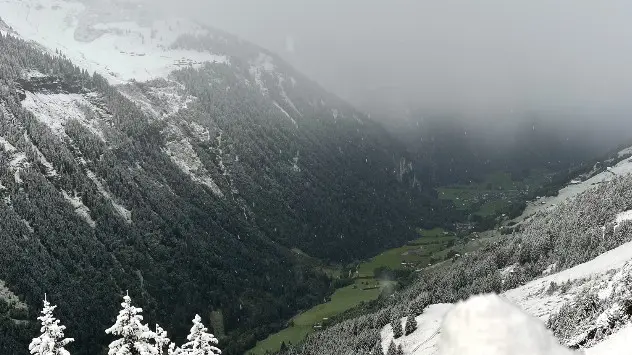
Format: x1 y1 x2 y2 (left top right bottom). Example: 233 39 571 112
151 0 632 122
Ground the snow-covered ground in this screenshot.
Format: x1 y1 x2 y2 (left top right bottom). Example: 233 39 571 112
381 304 453 355
388 220 632 354
0 0 227 84
521 149 632 218
439 295 575 355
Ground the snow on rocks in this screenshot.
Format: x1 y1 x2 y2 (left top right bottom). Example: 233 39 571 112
118 80 196 119
21 91 106 140
163 124 224 197
62 190 96 227
23 132 58 177
86 169 132 223
439 294 576 355
0 136 30 184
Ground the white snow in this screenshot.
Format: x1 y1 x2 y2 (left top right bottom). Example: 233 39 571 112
438 294 575 355
504 239 632 321
21 91 106 140
332 108 339 120
1 136 30 184
613 209 632 232
249 52 276 95
119 80 196 119
62 190 96 227
163 125 223 197
522 157 632 217
585 324 632 354
0 0 228 84
189 122 211 142
273 101 298 127
86 170 132 223
617 145 632 158
406 237 632 354
381 304 452 355
278 76 302 117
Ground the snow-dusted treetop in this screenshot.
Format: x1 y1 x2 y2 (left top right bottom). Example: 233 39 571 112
439 294 576 355
30 296 74 355
180 314 221 355
105 295 157 355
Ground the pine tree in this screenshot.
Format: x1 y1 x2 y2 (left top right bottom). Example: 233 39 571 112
155 324 170 355
396 344 404 355
391 319 403 339
180 314 221 355
105 294 157 355
29 296 74 355
405 314 417 335
386 340 396 355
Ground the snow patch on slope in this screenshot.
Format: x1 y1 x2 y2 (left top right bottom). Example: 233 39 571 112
0 0 228 83
21 91 106 140
119 80 196 119
62 190 96 227
249 52 275 95
86 169 132 223
522 156 632 216
0 136 30 184
273 101 297 127
163 125 223 197
23 132 58 177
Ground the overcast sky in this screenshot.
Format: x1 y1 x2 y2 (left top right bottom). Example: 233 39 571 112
155 0 632 121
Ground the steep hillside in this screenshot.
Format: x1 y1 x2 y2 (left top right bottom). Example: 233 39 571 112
0 1 437 354
280 148 632 354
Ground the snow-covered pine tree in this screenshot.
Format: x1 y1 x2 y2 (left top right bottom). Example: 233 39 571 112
391 319 403 339
396 344 404 355
29 296 74 355
386 340 397 355
155 324 171 355
105 294 157 355
180 314 221 355
405 314 417 335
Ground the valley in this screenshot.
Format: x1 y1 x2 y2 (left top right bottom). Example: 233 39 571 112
248 227 504 354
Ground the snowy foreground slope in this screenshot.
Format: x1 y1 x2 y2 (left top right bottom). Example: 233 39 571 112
382 241 632 354
377 153 632 355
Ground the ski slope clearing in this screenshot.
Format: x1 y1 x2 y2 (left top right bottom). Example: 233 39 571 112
0 0 227 83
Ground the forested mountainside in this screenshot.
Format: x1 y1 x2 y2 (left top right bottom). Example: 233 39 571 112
0 3 437 354
280 151 632 354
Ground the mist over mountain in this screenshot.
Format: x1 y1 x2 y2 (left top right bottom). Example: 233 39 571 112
1 1 632 355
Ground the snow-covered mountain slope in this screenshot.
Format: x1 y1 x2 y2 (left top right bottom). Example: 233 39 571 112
0 3 437 354
0 0 227 83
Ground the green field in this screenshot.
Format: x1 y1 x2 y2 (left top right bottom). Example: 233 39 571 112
246 278 392 354
247 228 454 355
437 171 549 217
